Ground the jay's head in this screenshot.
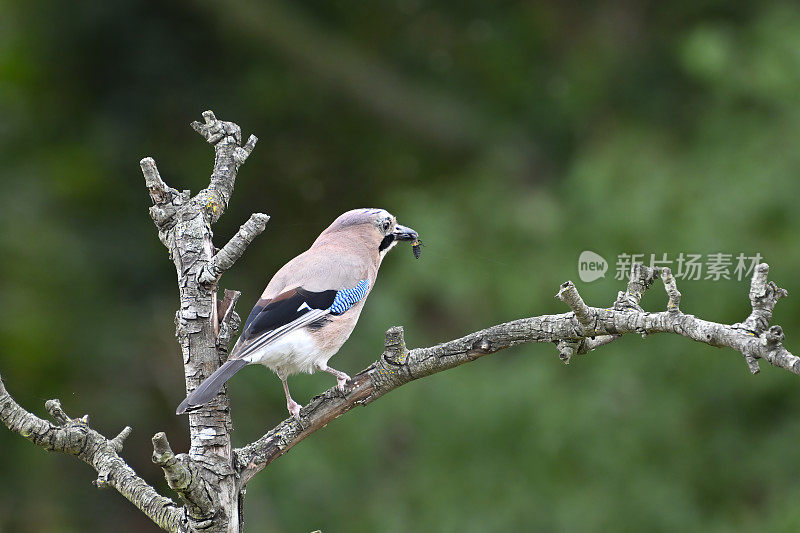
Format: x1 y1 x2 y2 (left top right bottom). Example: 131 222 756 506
317 208 418 258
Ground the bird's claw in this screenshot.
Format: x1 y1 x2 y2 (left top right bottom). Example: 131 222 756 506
287 399 302 422
336 374 351 394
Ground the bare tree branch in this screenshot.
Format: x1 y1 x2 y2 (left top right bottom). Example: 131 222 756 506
660 266 682 311
2 111 262 533
0 377 188 532
199 213 270 284
234 261 798 484
152 432 214 527
142 110 263 533
190 110 258 223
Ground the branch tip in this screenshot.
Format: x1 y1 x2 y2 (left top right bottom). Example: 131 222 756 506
616 263 658 310
190 110 216 135
152 433 215 519
45 399 70 424
749 263 770 299
383 326 407 365
151 432 175 462
110 426 132 453
744 355 761 375
659 266 682 312
234 135 259 164
93 471 112 490
251 212 270 227
151 432 190 490
766 325 785 346
556 281 593 328
140 157 173 206
139 157 160 183
736 262 787 335
192 109 242 145
199 212 271 284
556 340 577 364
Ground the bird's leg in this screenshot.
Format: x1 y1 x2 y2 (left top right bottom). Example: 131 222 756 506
281 377 302 421
317 363 351 393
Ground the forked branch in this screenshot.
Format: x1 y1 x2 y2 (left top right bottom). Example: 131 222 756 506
0 378 187 532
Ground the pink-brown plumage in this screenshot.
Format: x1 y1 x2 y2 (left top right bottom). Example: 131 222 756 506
176 208 419 420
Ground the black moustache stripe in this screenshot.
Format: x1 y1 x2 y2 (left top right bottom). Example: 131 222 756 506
378 234 395 252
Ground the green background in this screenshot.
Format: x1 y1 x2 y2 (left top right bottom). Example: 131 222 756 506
2 1 800 531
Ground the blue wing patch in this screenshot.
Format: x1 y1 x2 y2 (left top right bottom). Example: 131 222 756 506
329 279 370 315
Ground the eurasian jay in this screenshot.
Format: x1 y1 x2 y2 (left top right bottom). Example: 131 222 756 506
176 208 419 420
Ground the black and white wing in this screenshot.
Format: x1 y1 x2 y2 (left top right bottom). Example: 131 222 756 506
231 279 370 361
176 281 370 414
231 287 337 361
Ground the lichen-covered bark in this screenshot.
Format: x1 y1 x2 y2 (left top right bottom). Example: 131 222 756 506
0 380 187 532
233 262 797 483
143 111 263 533
1 111 265 533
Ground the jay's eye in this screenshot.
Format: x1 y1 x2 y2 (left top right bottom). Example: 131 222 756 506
381 219 391 232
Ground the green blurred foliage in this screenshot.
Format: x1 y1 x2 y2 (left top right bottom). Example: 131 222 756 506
2 0 800 531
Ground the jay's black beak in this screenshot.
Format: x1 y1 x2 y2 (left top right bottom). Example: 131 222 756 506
392 224 418 241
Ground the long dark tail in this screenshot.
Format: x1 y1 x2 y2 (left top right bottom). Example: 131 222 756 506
176 359 248 414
